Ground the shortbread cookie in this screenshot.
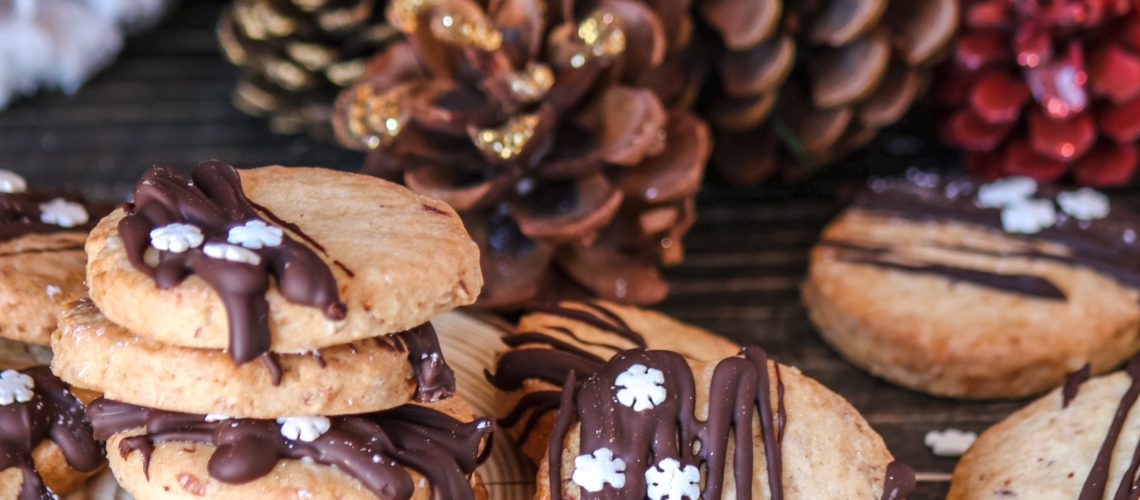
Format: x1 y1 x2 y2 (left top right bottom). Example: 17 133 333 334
804 173 1140 398
948 354 1140 499
85 161 481 362
52 299 455 417
0 366 104 498
487 301 740 462
537 347 913 499
0 169 109 345
89 396 492 500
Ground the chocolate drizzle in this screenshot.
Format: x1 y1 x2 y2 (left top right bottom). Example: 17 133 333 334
880 461 917 500
87 398 492 500
396 323 456 402
1064 363 1092 408
0 191 108 243
0 367 104 500
547 348 790 499
1073 355 1140 500
117 161 346 364
849 176 1140 296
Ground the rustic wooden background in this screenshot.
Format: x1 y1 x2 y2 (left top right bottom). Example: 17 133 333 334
4 1 1115 498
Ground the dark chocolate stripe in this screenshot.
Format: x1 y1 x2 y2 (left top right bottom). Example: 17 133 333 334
0 367 104 500
498 390 562 444
1064 364 1091 408
501 332 607 364
846 258 1067 300
487 348 604 391
1079 356 1140 500
87 399 492 500
532 303 645 347
880 461 917 500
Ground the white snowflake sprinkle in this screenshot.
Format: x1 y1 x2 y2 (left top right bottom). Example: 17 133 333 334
149 223 205 253
572 448 626 493
277 416 331 442
227 220 284 249
38 198 89 228
1057 188 1110 221
924 429 977 457
204 414 231 422
1001 199 1056 234
0 170 27 193
977 177 1037 208
645 458 700 500
614 363 666 412
0 370 35 405
202 242 262 266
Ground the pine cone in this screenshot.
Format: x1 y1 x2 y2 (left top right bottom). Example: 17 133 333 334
218 0 400 139
936 0 1140 186
701 0 958 184
332 0 710 308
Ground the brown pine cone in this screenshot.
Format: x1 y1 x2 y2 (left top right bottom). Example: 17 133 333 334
700 0 958 184
218 0 400 139
332 0 711 308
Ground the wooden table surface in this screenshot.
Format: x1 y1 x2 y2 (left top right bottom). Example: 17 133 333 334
5 2 1132 498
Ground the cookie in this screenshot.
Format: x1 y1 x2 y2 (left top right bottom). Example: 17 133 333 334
52 299 455 418
85 161 481 362
0 366 104 498
487 301 740 462
0 168 110 345
89 396 493 500
948 354 1140 499
804 173 1140 398
536 347 912 499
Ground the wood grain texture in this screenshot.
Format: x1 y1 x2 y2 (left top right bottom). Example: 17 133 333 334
6 1 1140 498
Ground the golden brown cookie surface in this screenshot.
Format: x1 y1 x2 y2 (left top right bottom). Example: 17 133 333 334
804 176 1140 398
85 163 482 356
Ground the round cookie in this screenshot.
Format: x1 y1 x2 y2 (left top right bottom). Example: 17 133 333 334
85 161 482 359
52 299 455 418
948 355 1140 499
487 300 740 462
90 396 492 500
0 366 104 498
0 169 109 345
537 348 912 499
804 174 1140 398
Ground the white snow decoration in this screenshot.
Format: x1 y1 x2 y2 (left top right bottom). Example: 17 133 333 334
976 177 1037 208
277 416 331 442
1057 188 1110 221
39 198 88 227
924 429 977 457
227 220 284 249
1001 199 1056 234
614 363 667 412
149 223 204 253
645 458 701 500
204 414 231 423
0 369 35 405
572 448 626 493
202 242 262 266
0 170 27 193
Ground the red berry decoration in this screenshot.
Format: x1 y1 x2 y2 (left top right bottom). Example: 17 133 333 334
937 0 1140 186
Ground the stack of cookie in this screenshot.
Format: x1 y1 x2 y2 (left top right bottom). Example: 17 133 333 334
51 161 494 498
0 169 110 498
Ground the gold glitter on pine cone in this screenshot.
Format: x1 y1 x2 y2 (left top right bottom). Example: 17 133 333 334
219 0 401 139
700 0 958 184
333 0 710 308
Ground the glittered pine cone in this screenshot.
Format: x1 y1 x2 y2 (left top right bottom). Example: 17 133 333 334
331 0 711 308
701 0 958 184
218 0 401 139
936 0 1140 186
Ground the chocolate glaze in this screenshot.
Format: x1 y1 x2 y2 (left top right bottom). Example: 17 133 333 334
0 191 109 243
852 175 1140 294
87 398 492 500
547 348 788 499
117 161 346 364
1075 355 1140 500
0 367 104 500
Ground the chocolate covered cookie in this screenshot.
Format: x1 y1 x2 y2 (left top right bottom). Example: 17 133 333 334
85 161 481 360
0 366 104 499
804 172 1140 398
486 301 739 462
948 354 1140 499
537 348 912 499
0 169 109 345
